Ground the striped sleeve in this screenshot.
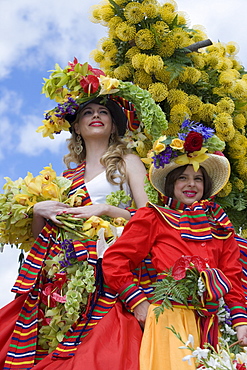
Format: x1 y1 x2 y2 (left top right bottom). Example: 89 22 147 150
118 282 147 311
228 302 247 327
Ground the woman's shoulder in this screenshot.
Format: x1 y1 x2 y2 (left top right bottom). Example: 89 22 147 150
124 153 146 170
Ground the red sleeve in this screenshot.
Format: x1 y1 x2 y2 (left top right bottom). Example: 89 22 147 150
103 207 156 310
218 233 247 327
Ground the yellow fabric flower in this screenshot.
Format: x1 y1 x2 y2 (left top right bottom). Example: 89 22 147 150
99 75 120 95
135 29 156 50
175 148 209 172
170 138 184 151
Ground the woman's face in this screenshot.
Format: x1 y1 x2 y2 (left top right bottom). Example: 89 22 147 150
75 103 114 139
173 165 204 205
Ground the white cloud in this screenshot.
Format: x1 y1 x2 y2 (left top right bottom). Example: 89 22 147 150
16 115 71 155
0 0 105 79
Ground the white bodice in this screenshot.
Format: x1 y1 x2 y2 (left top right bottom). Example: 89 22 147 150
85 171 132 208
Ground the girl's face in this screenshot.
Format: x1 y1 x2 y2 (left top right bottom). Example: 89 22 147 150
173 165 204 205
75 103 114 139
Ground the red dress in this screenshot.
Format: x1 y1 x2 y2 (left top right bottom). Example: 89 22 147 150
0 163 142 370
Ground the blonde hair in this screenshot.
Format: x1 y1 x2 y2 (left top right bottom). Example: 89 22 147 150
63 129 131 189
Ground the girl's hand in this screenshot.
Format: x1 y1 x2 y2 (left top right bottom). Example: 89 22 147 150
63 204 108 219
236 325 247 346
133 300 150 329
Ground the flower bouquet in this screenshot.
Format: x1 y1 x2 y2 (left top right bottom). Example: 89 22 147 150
0 164 72 252
169 326 246 370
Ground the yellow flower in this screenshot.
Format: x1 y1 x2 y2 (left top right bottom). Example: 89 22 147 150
113 64 132 80
153 135 167 154
148 82 168 102
27 175 43 196
170 138 184 151
64 189 86 207
144 55 164 74
167 89 188 107
124 2 144 24
83 216 112 239
226 42 239 55
135 29 155 50
41 183 60 200
141 149 154 166
170 104 191 125
111 217 127 227
133 69 153 89
40 164 57 183
13 194 35 208
175 148 209 172
115 22 136 42
132 53 147 70
99 75 120 95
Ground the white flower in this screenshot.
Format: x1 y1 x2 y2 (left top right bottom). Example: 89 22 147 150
192 347 210 361
179 334 194 349
197 276 206 296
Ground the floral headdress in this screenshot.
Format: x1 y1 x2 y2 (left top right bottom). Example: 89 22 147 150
144 120 231 197
37 58 168 141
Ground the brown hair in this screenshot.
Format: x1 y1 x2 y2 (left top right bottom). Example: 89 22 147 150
164 165 212 199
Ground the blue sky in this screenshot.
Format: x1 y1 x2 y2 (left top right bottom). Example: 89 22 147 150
0 0 247 307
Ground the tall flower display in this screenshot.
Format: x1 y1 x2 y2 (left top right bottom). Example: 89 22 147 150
89 0 247 232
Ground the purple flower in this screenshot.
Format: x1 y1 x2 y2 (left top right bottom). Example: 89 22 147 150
179 120 215 141
59 239 76 268
153 147 178 168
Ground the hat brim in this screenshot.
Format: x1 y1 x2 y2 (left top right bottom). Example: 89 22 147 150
66 97 127 137
149 153 231 198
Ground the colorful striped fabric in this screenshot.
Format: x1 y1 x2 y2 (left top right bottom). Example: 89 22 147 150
108 96 140 131
4 163 140 369
148 199 234 240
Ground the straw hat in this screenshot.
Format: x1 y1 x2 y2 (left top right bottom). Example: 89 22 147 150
149 153 231 197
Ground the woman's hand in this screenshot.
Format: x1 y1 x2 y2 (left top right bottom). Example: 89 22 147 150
235 325 247 346
32 200 70 238
63 204 132 220
133 300 150 329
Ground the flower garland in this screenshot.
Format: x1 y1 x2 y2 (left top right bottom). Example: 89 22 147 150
38 58 168 142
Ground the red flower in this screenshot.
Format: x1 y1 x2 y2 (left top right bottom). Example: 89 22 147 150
88 64 105 77
235 363 247 370
68 57 79 71
184 131 203 153
41 283 57 307
54 272 67 290
172 255 207 280
80 75 100 94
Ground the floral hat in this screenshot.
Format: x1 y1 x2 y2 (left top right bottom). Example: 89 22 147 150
144 120 231 197
37 58 168 140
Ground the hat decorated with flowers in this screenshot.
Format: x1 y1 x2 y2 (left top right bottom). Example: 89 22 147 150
37 58 168 141
144 120 231 197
